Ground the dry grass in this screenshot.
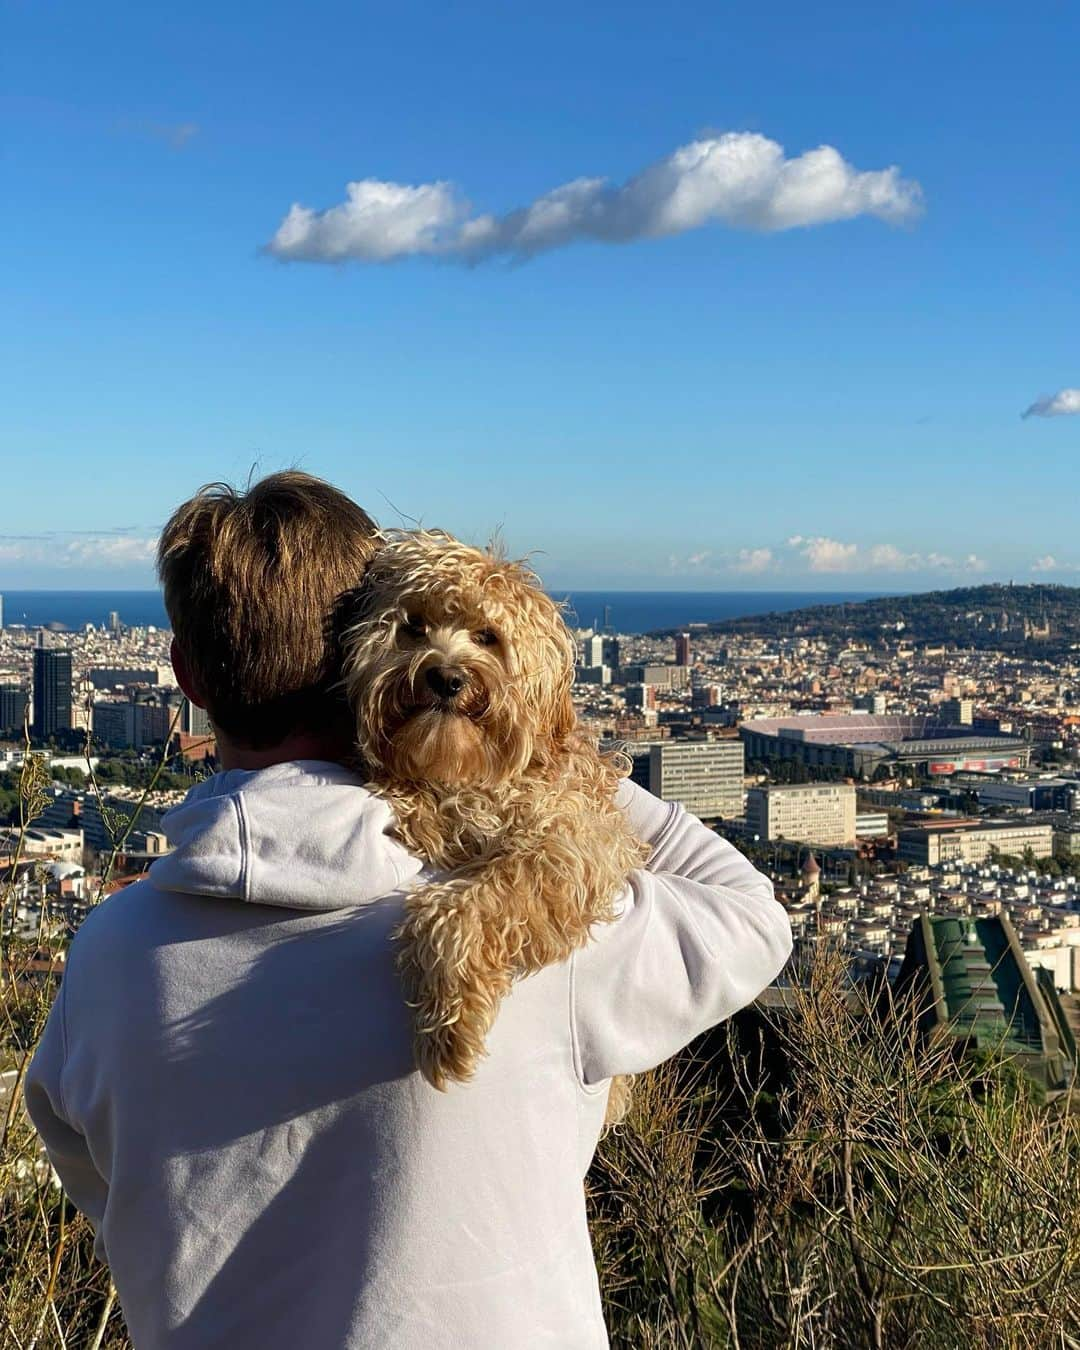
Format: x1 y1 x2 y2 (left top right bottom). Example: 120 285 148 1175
589 947 1080 1349
1 713 186 1348
3 727 1077 1347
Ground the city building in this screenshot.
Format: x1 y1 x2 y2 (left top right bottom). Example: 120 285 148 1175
674 631 691 666
1052 820 1080 857
855 811 891 839
34 787 176 853
941 697 974 725
967 778 1079 813
0 826 84 863
897 820 1055 866
746 783 857 847
619 663 673 686
624 684 657 711
741 714 1030 778
181 700 213 738
0 685 28 736
86 666 162 690
92 689 182 750
582 634 604 668
574 665 611 686
648 739 744 819
32 643 73 740
692 684 723 709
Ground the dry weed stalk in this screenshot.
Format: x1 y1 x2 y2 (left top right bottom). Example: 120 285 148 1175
589 943 1079 1349
0 706 188 1348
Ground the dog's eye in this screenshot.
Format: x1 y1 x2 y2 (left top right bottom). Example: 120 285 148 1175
401 616 427 639
472 628 498 647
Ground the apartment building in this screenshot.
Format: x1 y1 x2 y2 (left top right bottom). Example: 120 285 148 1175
746 783 857 847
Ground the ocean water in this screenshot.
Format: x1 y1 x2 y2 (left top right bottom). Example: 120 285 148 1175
557 589 890 633
1 588 890 635
1 591 171 631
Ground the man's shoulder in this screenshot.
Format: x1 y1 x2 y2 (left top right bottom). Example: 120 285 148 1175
64 880 149 959
67 877 222 970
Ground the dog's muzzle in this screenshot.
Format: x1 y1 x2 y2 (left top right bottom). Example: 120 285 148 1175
425 665 467 704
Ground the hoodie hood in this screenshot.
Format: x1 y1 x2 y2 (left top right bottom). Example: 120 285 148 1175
150 760 424 910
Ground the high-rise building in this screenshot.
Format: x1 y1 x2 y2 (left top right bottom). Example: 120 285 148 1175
0 686 28 736
108 610 121 635
92 699 135 751
601 636 620 672
648 739 744 820
32 644 73 740
92 690 182 750
582 634 604 667
674 631 692 666
624 684 657 711
0 593 4 630
746 783 858 847
182 700 213 738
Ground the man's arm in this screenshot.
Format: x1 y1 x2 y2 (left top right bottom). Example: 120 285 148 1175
570 779 792 1085
24 980 110 1255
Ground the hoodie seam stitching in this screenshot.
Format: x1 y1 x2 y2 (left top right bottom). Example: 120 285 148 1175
234 794 251 902
568 951 607 1096
642 799 683 864
56 965 73 1120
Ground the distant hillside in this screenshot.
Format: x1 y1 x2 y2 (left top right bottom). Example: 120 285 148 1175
673 583 1080 653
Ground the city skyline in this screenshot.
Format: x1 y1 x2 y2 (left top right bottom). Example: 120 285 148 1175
3 2 1078 589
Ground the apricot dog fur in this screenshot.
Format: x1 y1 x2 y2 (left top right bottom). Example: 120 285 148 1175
342 531 647 1115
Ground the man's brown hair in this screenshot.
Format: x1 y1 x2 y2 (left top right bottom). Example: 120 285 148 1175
158 471 378 748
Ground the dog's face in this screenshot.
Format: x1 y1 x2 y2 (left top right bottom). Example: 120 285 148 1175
342 532 577 789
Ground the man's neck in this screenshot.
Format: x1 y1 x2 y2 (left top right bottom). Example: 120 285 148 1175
215 731 348 773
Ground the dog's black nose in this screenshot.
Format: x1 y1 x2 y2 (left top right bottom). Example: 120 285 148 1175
426 666 466 700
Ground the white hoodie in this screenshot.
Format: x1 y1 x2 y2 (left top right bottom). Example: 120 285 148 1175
25 761 791 1349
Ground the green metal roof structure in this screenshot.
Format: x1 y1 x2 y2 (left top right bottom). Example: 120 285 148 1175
894 913 1077 1095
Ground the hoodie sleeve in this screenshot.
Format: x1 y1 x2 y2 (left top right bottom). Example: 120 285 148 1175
24 979 109 1251
570 779 792 1085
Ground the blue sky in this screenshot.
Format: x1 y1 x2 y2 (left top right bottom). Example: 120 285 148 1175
2 1 1078 590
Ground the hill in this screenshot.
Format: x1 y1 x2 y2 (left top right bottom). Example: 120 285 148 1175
673 583 1080 654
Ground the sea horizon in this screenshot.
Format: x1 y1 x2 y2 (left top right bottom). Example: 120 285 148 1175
0 587 899 636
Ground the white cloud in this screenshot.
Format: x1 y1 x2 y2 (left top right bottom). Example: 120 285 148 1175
787 538 985 575
267 131 922 264
868 543 919 570
792 536 860 572
64 536 159 565
0 533 159 568
1022 388 1080 419
733 547 775 574
268 181 464 263
1031 555 1078 573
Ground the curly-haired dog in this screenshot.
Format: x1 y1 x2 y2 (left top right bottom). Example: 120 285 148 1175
342 531 648 1117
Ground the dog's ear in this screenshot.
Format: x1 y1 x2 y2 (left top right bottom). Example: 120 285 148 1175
547 673 576 744
525 598 577 750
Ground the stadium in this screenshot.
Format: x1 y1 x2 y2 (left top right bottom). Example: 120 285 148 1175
740 714 1031 778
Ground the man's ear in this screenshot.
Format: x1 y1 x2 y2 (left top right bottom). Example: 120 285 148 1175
170 637 207 710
